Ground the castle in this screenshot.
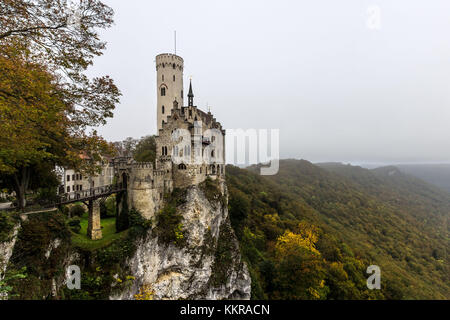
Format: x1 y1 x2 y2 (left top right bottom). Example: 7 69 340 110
64 53 226 237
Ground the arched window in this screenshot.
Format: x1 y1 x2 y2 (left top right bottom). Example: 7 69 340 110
161 87 166 96
162 105 165 114
164 146 168 155
178 163 187 170
162 146 165 155
211 150 215 158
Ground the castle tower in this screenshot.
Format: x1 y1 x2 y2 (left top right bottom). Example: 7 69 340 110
156 53 184 132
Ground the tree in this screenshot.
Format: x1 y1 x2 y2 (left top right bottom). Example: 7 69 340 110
133 136 156 163
0 0 120 209
272 224 329 299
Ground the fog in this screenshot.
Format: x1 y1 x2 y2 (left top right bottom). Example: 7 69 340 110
87 0 450 164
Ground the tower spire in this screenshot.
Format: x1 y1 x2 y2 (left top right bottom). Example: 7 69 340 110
188 78 194 106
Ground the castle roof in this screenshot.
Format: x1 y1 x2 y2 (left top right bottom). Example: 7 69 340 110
188 79 194 98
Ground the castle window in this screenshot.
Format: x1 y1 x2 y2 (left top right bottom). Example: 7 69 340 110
178 163 187 170
72 174 75 181
162 74 164 81
162 105 165 114
211 150 215 158
80 185 83 191
173 75 175 81
184 145 191 156
67 186 70 193
162 120 164 127
181 90 183 97
67 175 70 182
172 63 176 69
161 87 166 96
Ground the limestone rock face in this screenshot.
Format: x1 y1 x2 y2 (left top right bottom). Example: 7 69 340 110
111 181 251 300
0 223 20 279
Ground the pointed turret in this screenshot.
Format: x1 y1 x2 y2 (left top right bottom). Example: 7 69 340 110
188 79 194 107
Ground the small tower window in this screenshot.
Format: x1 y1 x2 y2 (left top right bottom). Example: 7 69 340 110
162 120 164 127
211 150 215 157
161 87 166 96
162 105 165 114
173 75 175 81
173 63 176 69
162 74 164 81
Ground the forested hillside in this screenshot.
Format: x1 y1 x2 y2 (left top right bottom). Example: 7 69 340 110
396 164 450 193
226 160 449 299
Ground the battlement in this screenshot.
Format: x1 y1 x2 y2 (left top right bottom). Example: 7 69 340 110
156 53 184 71
131 162 153 169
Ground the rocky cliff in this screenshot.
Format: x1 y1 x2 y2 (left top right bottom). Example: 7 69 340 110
112 180 251 300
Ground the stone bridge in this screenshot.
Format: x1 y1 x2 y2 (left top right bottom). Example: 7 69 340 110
59 183 126 240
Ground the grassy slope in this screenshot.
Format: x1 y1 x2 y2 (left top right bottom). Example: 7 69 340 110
70 213 129 251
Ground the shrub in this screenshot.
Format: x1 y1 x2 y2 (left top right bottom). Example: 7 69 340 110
155 203 185 245
68 217 81 234
70 204 85 217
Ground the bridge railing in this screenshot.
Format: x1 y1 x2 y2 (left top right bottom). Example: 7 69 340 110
58 183 125 204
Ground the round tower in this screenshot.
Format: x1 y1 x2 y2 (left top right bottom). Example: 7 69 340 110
156 53 184 132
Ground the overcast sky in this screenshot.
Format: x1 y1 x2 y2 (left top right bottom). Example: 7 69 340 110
87 0 450 164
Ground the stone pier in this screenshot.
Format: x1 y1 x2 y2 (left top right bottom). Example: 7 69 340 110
87 200 102 240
